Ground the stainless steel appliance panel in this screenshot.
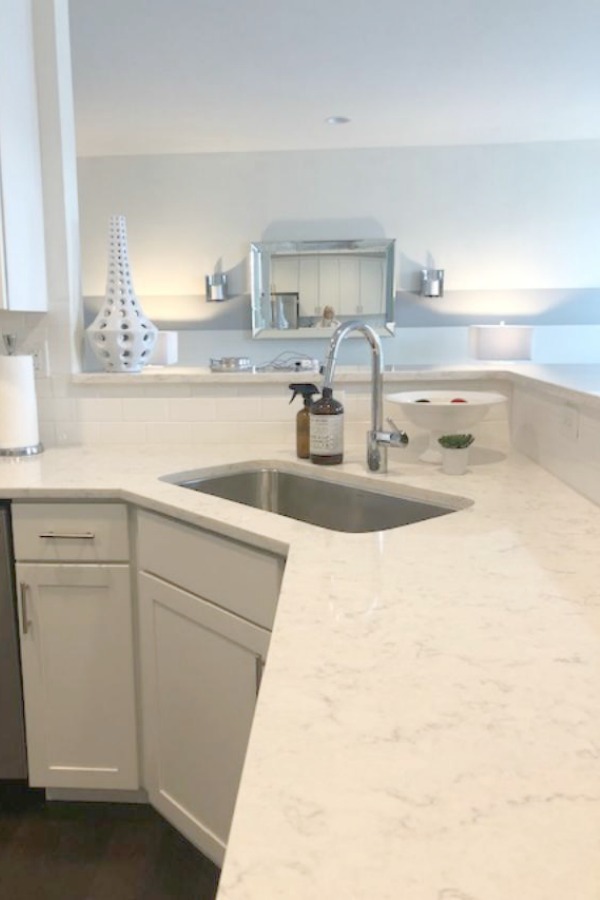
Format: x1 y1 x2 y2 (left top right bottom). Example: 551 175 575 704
0 502 27 779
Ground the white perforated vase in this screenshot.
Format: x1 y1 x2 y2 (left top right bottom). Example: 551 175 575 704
86 215 157 373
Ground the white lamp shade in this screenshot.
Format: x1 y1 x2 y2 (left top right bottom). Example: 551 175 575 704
469 325 533 361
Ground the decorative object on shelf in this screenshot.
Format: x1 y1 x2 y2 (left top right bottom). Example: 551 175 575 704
86 215 157 373
316 305 341 328
270 292 299 330
420 268 444 297
209 356 253 372
148 331 179 367
438 433 474 475
205 273 227 301
469 322 533 360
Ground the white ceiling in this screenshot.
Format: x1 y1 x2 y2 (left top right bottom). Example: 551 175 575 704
69 0 600 157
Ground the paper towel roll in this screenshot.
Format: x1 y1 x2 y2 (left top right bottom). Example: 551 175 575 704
0 356 42 454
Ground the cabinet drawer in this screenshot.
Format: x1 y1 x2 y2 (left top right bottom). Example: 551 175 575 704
137 511 285 630
12 502 129 562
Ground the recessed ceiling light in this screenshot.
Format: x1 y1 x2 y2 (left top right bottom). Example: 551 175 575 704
325 116 351 126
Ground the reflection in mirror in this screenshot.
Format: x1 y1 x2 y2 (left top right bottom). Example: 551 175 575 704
250 239 395 338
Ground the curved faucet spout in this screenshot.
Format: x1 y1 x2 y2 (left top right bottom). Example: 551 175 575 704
322 320 383 390
321 321 407 473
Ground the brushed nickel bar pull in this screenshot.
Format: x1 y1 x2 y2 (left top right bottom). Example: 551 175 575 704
38 531 95 540
19 582 31 635
255 656 264 696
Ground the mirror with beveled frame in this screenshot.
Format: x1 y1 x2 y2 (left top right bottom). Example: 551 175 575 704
250 239 396 339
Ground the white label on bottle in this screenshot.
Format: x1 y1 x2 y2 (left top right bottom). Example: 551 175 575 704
310 414 344 456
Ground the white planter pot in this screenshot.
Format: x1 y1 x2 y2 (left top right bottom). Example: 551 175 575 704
441 446 469 475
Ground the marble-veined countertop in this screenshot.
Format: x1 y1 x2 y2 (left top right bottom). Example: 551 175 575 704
3 365 600 898
73 361 600 400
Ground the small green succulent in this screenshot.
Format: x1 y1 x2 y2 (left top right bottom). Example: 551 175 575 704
438 433 475 449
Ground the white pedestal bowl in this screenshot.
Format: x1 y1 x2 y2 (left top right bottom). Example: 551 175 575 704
386 390 507 462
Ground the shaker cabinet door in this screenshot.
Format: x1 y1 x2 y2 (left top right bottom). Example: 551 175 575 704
138 572 270 866
16 563 138 789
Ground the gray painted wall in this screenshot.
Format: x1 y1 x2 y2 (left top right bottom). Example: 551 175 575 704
78 140 600 366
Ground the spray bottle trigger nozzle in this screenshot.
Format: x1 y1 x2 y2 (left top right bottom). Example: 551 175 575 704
288 383 319 406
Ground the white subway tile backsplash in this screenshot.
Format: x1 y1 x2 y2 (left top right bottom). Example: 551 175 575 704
123 397 169 422
92 421 145 444
345 393 371 420
259 394 298 422
77 398 124 422
38 422 56 447
91 384 148 399
143 384 192 399
145 421 193 443
168 397 217 422
34 377 53 399
190 384 238 399
38 398 76 423
189 421 290 446
511 386 600 506
51 376 75 399
54 421 86 445
248 384 291 398
37 397 53 424
214 396 263 422
39 370 515 464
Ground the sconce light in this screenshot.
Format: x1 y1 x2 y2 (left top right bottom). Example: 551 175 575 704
205 273 227 302
469 322 533 361
420 268 444 297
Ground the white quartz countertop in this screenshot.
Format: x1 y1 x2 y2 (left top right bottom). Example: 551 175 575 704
73 361 600 399
4 366 600 898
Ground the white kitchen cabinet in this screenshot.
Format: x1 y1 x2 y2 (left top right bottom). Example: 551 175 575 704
273 253 387 319
358 256 385 315
136 510 284 865
298 256 320 315
16 563 138 789
138 572 270 865
12 502 138 790
136 509 284 631
0 0 48 312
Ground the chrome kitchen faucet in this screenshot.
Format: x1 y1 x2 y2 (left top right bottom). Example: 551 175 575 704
322 321 408 473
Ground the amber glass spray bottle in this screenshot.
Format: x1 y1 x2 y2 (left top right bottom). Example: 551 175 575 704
288 383 319 459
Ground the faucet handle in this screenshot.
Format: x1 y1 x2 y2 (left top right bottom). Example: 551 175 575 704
386 417 409 446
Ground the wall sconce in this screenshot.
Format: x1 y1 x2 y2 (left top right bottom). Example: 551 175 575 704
205 273 227 301
420 268 444 297
469 322 534 361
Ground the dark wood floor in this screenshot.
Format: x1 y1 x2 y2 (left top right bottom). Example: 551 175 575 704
0 785 220 900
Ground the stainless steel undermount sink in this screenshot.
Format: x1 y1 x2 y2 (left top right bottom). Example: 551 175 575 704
161 462 471 533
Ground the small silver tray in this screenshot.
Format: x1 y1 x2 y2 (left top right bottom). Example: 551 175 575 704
209 357 253 372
